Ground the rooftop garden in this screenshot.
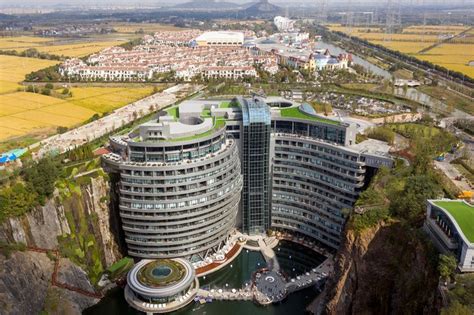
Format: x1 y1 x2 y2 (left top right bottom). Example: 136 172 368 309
137 259 186 288
166 106 179 120
280 106 341 126
219 101 238 109
106 257 134 281
433 201 474 243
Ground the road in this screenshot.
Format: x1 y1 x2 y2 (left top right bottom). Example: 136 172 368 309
35 84 204 158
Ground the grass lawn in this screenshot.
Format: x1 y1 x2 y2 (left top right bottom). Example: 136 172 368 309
280 107 340 125
418 85 474 115
433 200 474 243
166 106 179 119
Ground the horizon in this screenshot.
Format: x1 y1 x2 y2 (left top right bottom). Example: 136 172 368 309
1 0 473 8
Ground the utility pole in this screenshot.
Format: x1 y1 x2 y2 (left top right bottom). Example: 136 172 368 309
384 0 396 42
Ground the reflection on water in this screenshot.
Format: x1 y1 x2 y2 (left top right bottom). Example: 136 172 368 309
83 241 326 315
394 87 447 111
316 41 392 79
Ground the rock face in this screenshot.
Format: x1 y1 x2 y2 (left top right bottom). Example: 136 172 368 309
0 251 53 315
0 251 98 315
320 221 440 315
0 175 123 314
0 176 121 260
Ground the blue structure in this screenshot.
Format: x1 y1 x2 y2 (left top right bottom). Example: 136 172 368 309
0 148 27 164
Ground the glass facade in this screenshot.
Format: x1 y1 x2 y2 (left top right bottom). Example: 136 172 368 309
241 97 272 234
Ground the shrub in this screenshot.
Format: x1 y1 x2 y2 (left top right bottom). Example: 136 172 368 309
367 126 395 144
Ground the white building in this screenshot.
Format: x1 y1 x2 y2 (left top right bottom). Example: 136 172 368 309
201 66 257 80
274 16 295 32
425 199 474 272
193 31 244 47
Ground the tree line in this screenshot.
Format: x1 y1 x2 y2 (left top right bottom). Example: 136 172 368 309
0 48 63 61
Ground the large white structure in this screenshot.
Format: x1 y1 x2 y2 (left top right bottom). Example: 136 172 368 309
425 200 474 272
193 31 244 47
274 16 295 32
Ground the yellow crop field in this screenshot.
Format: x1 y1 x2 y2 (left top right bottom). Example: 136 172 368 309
403 25 468 35
0 92 96 141
328 23 473 77
35 40 126 57
111 23 182 34
0 36 55 50
370 40 433 54
0 55 58 93
416 43 474 77
67 86 155 113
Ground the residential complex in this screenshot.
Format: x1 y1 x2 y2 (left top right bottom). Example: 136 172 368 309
425 200 474 272
59 29 350 82
103 96 392 259
60 36 277 82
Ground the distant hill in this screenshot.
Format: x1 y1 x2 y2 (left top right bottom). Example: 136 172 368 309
0 13 18 21
240 0 281 17
173 0 241 10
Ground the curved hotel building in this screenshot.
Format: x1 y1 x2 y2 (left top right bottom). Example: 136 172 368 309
103 102 243 260
103 95 392 259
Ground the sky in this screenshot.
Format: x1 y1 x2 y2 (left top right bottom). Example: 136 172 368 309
0 0 472 7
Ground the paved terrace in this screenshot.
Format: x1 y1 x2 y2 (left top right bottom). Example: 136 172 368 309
195 233 246 277
35 84 204 158
195 260 332 305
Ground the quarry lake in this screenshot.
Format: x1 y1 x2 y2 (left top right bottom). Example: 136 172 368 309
84 241 326 315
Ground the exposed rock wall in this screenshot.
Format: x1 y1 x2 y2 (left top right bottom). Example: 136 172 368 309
0 251 53 315
0 177 121 259
321 221 440 315
0 175 123 314
0 251 98 315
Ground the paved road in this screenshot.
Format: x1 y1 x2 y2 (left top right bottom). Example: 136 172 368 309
35 84 204 158
434 160 472 192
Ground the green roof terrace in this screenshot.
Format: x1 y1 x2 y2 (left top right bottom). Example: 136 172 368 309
432 200 474 243
280 106 342 126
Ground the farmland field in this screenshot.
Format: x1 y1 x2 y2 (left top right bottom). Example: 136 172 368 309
0 36 54 50
0 25 178 143
34 40 128 57
0 85 161 141
0 56 161 142
0 55 59 93
110 23 183 34
0 92 96 140
415 44 474 78
328 24 474 77
67 86 156 113
369 40 431 54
